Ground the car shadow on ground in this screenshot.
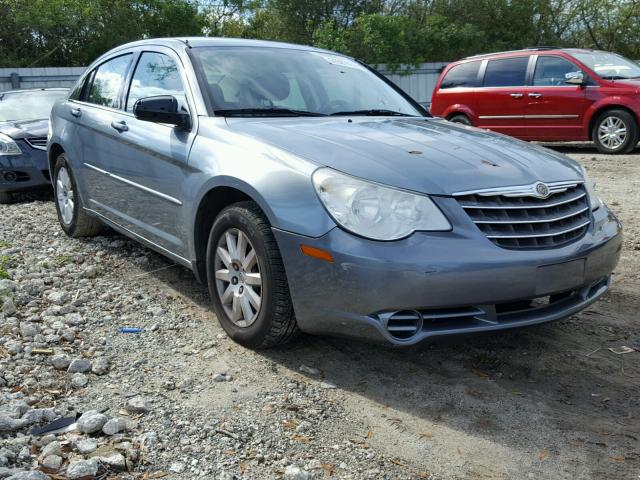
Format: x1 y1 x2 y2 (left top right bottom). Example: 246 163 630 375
134 243 638 478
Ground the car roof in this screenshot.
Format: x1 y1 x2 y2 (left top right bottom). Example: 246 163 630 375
0 87 69 95
461 47 605 61
107 36 345 57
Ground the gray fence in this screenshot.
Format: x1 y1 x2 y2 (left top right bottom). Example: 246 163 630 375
0 67 86 92
0 62 448 104
377 62 448 105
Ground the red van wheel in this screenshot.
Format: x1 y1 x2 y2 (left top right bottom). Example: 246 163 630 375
592 109 639 154
448 114 472 126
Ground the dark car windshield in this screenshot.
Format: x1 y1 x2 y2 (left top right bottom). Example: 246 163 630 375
0 89 68 122
191 46 423 117
570 51 640 80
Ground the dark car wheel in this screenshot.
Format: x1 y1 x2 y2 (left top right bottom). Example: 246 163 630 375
53 154 103 237
448 114 472 126
593 109 639 154
0 192 12 204
206 201 298 349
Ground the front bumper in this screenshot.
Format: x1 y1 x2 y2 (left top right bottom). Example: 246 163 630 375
274 204 622 346
0 141 51 194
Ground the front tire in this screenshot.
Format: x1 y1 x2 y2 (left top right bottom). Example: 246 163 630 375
206 201 298 348
53 154 103 237
592 109 638 154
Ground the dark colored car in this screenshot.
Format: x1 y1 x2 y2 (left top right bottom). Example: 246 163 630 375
0 88 69 203
430 47 640 154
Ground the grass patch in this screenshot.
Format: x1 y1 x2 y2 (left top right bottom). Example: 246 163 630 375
0 255 10 279
0 240 12 249
55 255 74 266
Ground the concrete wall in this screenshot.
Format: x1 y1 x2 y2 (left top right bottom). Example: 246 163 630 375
0 62 448 104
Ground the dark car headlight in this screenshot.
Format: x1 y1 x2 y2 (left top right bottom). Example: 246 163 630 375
0 133 21 156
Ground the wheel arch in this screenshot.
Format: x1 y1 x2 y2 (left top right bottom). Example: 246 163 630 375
48 143 65 176
587 104 639 141
192 182 274 284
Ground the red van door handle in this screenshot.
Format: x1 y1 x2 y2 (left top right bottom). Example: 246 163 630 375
528 93 543 98
509 93 524 98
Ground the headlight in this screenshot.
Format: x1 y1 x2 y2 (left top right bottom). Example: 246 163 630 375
0 133 21 156
312 167 451 240
580 166 601 211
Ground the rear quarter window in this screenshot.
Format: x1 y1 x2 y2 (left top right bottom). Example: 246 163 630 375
439 61 480 89
483 57 529 87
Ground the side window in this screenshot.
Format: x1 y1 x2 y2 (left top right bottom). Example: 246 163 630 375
69 74 89 100
126 52 187 112
533 56 582 86
87 54 132 108
483 57 529 87
440 61 480 89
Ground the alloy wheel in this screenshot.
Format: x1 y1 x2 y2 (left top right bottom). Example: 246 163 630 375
56 166 74 225
214 228 263 327
598 116 627 150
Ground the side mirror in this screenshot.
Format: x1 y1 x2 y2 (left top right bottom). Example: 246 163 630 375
565 71 586 86
133 95 191 130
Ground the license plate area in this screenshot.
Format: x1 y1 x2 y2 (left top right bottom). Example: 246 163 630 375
535 258 585 296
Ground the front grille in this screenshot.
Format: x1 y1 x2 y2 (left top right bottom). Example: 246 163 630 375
455 182 591 249
25 137 47 150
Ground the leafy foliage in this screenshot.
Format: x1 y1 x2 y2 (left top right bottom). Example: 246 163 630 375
1 0 640 68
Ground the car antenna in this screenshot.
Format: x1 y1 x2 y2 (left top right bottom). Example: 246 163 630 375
180 38 192 49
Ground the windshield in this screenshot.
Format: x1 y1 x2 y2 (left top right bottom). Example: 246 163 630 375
0 90 67 122
570 51 640 80
191 46 423 117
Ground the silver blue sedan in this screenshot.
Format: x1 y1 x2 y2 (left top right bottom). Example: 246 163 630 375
48 38 621 347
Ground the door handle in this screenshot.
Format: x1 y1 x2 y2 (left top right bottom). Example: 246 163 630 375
509 93 524 98
70 108 82 118
528 93 543 98
110 120 129 132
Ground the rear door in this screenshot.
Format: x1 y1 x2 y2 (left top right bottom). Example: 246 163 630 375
430 60 481 119
474 56 531 138
525 55 591 140
72 53 135 213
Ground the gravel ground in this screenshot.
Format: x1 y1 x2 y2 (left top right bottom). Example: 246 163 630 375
0 147 638 480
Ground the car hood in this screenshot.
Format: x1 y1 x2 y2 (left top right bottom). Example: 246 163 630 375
0 119 49 140
226 116 582 195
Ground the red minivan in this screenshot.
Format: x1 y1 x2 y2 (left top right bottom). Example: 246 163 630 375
430 47 640 154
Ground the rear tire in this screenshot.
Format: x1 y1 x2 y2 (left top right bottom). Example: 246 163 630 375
0 192 12 204
592 109 638 154
206 201 298 349
53 154 103 237
448 114 472 126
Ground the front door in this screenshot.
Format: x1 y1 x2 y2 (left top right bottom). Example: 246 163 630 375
474 56 531 139
525 55 591 141
99 49 197 259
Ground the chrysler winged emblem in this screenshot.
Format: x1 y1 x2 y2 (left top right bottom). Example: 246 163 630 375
534 182 550 198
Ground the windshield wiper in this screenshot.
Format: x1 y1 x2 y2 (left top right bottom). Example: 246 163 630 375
330 109 412 117
214 108 326 117
600 75 630 80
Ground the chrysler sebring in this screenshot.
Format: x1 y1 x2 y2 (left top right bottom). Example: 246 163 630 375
47 38 622 347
